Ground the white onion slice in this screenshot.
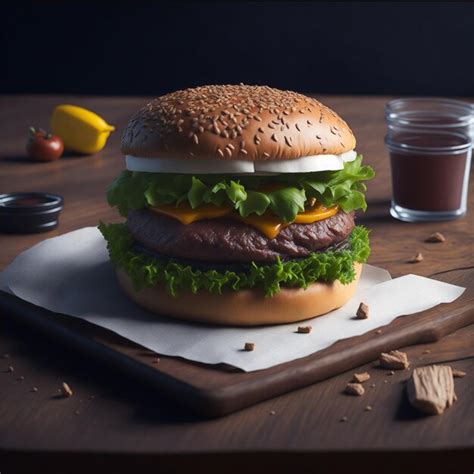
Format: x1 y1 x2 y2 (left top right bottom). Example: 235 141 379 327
125 156 254 174
125 150 357 174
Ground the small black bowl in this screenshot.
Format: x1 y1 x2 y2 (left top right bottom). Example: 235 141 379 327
0 193 64 233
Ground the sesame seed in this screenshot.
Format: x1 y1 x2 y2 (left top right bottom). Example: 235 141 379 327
126 85 332 152
217 149 224 157
192 134 199 144
271 133 278 142
263 152 270 158
227 143 235 150
240 148 248 155
285 136 293 147
224 147 232 157
295 123 301 131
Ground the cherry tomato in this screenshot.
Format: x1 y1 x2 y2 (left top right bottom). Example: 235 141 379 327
26 127 64 162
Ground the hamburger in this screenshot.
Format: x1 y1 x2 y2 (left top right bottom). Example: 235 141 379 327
99 85 374 326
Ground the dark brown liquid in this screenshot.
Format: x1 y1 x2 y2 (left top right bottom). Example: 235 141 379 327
390 134 468 212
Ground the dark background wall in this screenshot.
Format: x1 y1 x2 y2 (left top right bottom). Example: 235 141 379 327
3 2 474 96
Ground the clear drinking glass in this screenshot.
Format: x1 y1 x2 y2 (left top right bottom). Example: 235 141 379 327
386 130 471 222
385 98 473 222
385 98 474 141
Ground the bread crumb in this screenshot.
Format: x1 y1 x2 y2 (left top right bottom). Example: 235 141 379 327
408 252 423 263
244 342 255 352
61 382 73 398
379 350 409 370
344 383 365 396
269 410 276 415
340 416 348 422
7 366 14 373
352 372 370 383
364 405 373 411
356 302 369 319
32 387 38 392
297 326 312 334
425 232 446 243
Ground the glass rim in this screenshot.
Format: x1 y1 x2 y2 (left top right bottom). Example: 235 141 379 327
385 97 474 127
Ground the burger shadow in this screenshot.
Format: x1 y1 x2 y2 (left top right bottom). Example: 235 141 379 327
356 198 394 225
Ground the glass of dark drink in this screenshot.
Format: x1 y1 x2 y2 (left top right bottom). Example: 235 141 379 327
385 98 473 222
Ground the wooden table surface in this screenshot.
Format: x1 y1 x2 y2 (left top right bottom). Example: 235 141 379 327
0 95 473 473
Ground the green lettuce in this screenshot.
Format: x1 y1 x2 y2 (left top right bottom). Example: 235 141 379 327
99 222 370 297
107 155 374 222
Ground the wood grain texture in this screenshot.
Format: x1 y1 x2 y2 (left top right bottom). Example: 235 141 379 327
0 96 473 463
1 269 472 417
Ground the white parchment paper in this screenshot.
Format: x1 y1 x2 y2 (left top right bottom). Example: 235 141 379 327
1 227 465 372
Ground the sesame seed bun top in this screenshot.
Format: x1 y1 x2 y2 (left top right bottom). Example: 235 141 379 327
121 84 356 161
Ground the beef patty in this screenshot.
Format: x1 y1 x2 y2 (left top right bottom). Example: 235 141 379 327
127 209 355 263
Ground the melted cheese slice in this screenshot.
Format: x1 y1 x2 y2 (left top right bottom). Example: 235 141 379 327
150 203 338 239
150 203 231 224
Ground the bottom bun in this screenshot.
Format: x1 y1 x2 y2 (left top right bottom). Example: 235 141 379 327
115 263 362 326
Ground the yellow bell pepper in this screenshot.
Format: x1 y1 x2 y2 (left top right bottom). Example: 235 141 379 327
51 104 115 154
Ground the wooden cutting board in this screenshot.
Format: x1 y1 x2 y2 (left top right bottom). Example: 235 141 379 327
1 267 472 417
